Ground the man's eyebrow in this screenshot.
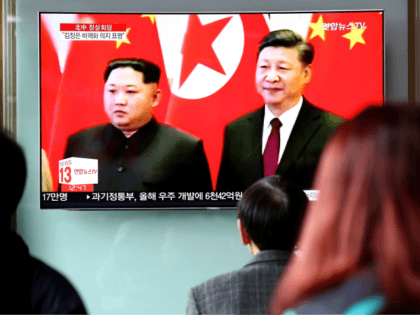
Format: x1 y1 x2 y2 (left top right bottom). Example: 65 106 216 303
258 59 290 64
105 83 138 87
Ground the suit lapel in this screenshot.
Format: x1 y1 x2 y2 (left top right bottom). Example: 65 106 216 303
243 107 265 179
276 98 323 175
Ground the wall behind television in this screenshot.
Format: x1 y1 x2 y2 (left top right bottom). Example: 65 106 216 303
16 0 407 314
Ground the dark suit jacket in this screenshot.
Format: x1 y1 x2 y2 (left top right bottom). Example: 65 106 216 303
3 231 87 314
63 119 212 192
216 98 344 191
186 250 291 315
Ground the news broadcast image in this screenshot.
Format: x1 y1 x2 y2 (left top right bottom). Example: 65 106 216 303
40 12 384 209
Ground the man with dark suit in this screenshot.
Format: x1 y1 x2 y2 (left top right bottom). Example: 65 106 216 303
63 58 212 192
217 30 344 192
186 175 308 315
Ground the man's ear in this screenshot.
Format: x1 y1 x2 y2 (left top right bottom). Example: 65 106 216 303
152 88 162 107
237 219 251 245
303 64 312 84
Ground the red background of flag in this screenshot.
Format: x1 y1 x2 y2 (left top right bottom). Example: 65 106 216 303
304 11 384 118
40 17 62 155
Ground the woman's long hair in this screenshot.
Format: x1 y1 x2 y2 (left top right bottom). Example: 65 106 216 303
270 105 420 314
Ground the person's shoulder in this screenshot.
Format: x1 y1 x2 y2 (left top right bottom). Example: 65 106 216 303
191 268 241 297
285 269 383 315
67 124 110 143
187 270 240 314
319 109 345 128
157 122 201 145
72 124 110 135
30 257 87 314
31 257 72 284
226 107 265 129
303 99 345 127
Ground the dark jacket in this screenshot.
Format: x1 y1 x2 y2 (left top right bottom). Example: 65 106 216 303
2 231 87 314
63 119 212 192
216 98 344 192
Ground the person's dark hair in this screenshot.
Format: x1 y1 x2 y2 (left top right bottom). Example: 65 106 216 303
258 29 314 66
237 175 308 251
104 58 161 84
0 130 27 226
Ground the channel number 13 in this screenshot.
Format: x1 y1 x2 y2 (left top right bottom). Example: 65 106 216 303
59 166 72 183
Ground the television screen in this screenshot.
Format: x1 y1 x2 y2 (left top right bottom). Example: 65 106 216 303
40 11 384 209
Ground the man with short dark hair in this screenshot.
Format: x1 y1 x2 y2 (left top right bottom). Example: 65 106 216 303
64 58 212 192
217 30 344 192
1 130 87 314
186 175 308 315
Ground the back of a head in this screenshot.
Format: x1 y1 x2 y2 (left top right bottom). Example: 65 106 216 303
0 130 27 227
237 175 308 251
270 105 420 314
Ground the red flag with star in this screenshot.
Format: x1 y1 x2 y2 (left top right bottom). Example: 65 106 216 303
164 14 270 188
46 14 170 191
40 15 62 155
304 11 384 118
178 15 230 88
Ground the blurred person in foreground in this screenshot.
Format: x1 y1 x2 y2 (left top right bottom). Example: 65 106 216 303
1 130 87 314
270 105 420 314
186 175 308 315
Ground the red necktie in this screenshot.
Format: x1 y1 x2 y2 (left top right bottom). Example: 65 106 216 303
263 118 282 176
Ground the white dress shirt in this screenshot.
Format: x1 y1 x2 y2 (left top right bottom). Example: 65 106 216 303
262 97 303 164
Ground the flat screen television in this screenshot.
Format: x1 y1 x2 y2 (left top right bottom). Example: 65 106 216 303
40 10 384 209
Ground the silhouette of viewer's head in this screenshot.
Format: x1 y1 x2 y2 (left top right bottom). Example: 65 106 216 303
0 130 27 228
237 175 308 252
